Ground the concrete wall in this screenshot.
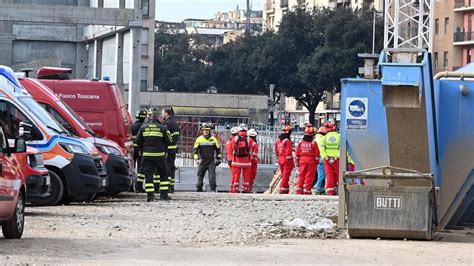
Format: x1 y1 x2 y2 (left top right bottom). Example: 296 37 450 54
175 165 278 192
138 92 268 110
131 91 269 124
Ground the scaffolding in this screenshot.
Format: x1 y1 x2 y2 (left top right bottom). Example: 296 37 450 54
384 0 434 51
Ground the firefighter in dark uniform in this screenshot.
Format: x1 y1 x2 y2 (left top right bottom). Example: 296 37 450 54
136 108 172 202
161 107 179 193
132 109 148 192
194 123 221 192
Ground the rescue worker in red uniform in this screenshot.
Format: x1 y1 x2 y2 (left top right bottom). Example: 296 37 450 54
248 128 259 192
274 125 294 194
230 126 255 193
295 125 320 195
226 127 239 173
321 122 340 196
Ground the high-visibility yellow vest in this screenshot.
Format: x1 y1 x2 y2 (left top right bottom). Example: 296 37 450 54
315 134 326 158
324 131 340 158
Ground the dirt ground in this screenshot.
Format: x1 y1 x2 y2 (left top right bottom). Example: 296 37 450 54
1 192 472 264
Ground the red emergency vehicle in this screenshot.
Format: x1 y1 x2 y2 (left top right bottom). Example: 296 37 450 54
0 125 27 239
36 67 133 158
20 77 133 195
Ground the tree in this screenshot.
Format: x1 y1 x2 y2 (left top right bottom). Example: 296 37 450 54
276 6 383 124
154 31 213 92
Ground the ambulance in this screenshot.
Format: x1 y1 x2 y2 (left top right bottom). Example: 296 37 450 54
0 66 107 205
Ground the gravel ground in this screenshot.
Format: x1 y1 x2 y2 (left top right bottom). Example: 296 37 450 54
1 192 472 264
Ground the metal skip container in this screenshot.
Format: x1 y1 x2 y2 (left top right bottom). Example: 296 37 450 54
340 50 438 239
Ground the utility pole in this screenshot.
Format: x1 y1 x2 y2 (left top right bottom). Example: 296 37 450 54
246 0 251 37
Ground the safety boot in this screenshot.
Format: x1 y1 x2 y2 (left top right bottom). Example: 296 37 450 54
147 193 155 202
160 191 172 200
169 185 175 193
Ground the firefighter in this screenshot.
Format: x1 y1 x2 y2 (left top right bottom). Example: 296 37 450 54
230 125 255 193
321 122 340 196
295 125 320 195
161 107 179 193
226 127 239 174
135 108 172 202
194 123 221 192
274 125 294 194
314 126 327 195
132 108 148 192
248 128 259 192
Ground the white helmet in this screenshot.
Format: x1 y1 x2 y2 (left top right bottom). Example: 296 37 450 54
230 126 239 135
239 124 248 131
248 128 257 137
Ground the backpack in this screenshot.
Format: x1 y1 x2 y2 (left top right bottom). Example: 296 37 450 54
234 136 250 158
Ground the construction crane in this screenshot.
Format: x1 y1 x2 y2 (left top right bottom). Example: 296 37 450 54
384 0 433 51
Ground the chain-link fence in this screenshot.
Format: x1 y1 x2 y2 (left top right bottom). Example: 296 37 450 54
175 122 303 167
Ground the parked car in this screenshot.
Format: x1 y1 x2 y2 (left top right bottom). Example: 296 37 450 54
0 124 27 239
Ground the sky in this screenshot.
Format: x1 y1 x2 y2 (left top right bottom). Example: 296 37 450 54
155 0 263 22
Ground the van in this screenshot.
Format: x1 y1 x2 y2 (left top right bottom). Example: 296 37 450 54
37 67 133 159
0 66 107 205
0 125 27 239
20 77 133 196
20 146 51 202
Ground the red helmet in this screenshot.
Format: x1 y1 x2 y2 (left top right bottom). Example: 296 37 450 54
282 125 292 133
317 126 327 134
324 122 336 131
304 126 315 136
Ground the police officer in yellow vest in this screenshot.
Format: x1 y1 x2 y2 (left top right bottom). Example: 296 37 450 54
136 108 173 202
194 123 222 192
320 122 340 196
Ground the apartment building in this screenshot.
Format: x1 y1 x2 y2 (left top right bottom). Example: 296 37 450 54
263 0 383 31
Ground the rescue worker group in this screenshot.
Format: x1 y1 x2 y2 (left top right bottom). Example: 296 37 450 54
131 107 346 202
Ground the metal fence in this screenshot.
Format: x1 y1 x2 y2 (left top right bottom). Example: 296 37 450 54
175 122 303 167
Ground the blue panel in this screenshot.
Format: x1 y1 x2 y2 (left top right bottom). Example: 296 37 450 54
341 79 389 170
435 79 474 228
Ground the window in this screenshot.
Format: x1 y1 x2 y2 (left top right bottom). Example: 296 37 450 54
41 104 78 136
142 0 149 18
435 19 439 34
444 51 449 68
434 52 439 69
0 126 6 154
0 100 42 140
296 101 303 111
468 49 472 64
17 96 66 136
445 18 449 34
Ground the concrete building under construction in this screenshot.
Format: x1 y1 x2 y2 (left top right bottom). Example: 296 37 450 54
0 0 155 116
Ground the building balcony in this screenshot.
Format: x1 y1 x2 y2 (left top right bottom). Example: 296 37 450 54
454 32 474 45
265 0 275 12
454 0 474 11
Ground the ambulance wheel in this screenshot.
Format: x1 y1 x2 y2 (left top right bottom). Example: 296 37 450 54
30 171 64 206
